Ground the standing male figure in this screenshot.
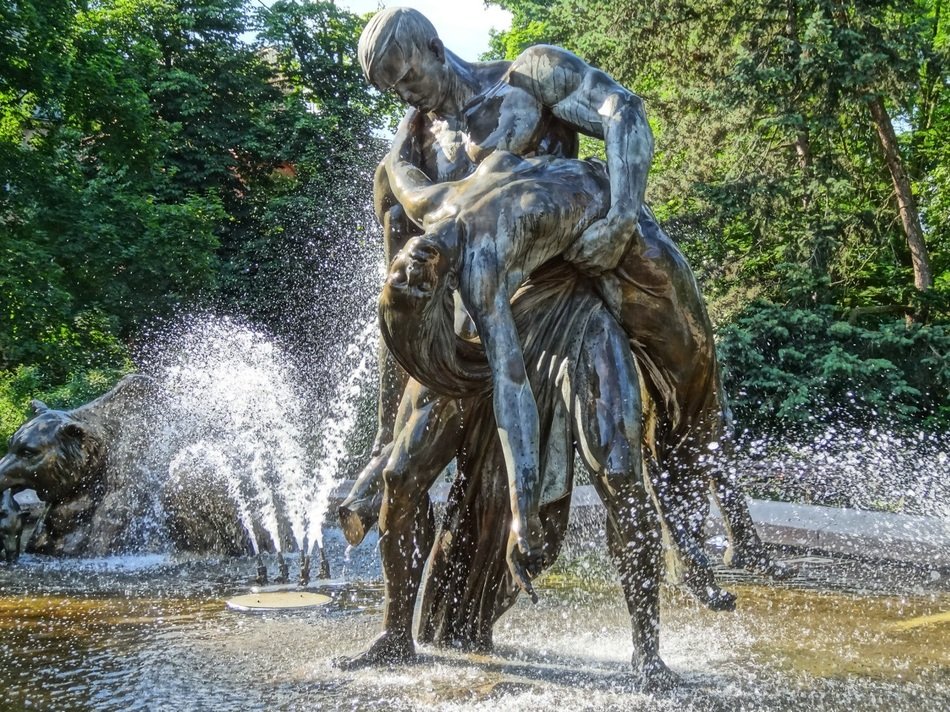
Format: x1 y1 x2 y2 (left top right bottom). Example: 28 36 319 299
358 6 787 602
363 4 653 581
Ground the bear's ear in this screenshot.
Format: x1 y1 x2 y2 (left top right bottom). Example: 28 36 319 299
30 399 49 415
59 421 87 443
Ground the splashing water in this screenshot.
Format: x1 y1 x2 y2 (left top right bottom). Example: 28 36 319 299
306 317 378 553
139 314 374 554
168 443 261 554
733 425 950 517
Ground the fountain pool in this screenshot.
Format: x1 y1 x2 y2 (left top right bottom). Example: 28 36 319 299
0 531 946 711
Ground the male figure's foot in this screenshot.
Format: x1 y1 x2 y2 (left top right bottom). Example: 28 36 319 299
633 655 680 692
336 631 416 670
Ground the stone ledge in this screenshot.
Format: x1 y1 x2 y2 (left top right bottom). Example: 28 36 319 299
709 498 950 569
332 480 950 568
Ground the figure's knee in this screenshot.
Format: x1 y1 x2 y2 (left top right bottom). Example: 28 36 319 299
381 467 411 501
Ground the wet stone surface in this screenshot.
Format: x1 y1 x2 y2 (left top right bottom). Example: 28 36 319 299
0 530 947 711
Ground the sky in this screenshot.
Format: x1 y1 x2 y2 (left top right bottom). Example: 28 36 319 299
336 1 513 60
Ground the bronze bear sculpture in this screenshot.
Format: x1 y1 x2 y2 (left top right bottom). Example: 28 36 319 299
0 375 279 557
0 375 157 555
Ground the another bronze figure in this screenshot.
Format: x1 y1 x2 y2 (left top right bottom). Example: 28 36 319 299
0 375 310 558
0 375 156 555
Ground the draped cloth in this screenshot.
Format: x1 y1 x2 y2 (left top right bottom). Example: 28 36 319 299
381 210 729 651
397 260 606 651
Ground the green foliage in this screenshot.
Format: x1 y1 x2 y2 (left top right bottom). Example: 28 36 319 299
485 1 562 59
491 0 949 436
217 1 389 351
1 0 947 449
498 0 950 315
0 363 132 442
0 0 389 415
718 300 950 434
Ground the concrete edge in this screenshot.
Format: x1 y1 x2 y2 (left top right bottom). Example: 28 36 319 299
331 480 950 569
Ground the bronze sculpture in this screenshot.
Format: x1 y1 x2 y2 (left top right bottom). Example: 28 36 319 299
342 149 671 684
0 375 305 557
340 7 794 689
0 375 157 555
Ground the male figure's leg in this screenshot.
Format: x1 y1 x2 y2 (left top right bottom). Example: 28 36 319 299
340 380 462 666
572 308 676 690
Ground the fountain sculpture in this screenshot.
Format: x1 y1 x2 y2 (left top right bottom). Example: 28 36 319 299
0 8 946 709
0 316 373 569
337 7 793 690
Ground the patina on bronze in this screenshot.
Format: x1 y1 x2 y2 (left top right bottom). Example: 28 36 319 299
339 6 793 689
0 375 156 556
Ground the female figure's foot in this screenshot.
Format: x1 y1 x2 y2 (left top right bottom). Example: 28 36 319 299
683 564 737 612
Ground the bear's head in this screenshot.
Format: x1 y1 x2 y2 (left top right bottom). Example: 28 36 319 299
0 401 105 503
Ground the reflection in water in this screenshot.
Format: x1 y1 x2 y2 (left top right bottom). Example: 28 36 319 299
0 537 947 711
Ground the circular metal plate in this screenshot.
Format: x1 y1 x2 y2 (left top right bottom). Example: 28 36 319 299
226 591 332 612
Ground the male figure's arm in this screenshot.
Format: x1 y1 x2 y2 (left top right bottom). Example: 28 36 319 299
371 132 418 455
382 112 455 227
506 45 654 274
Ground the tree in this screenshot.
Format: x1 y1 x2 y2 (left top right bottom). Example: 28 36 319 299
0 0 393 436
492 0 948 319
487 0 949 432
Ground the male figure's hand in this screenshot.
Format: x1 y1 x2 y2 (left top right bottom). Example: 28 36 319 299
566 207 640 275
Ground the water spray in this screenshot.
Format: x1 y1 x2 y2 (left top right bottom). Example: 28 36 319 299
317 546 331 579
298 550 311 588
309 537 331 579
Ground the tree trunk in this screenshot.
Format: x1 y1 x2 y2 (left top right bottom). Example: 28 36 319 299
868 95 933 293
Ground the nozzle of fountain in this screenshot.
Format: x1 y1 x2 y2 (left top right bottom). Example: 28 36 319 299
275 551 289 584
298 551 311 588
255 553 268 586
317 545 331 580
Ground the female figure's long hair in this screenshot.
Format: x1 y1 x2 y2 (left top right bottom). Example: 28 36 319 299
379 240 492 399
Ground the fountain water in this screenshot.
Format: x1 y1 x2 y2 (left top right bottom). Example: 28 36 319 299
733 425 950 517
152 318 317 553
304 317 378 555
168 444 263 554
105 310 380 563
1 314 947 707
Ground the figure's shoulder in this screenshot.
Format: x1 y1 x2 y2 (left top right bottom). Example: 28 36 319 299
470 59 512 84
509 44 589 74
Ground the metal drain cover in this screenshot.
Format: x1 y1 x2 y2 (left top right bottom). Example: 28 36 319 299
226 591 332 611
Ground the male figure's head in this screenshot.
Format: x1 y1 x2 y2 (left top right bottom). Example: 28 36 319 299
358 7 450 113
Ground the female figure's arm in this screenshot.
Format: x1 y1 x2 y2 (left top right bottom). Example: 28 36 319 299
460 244 544 598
